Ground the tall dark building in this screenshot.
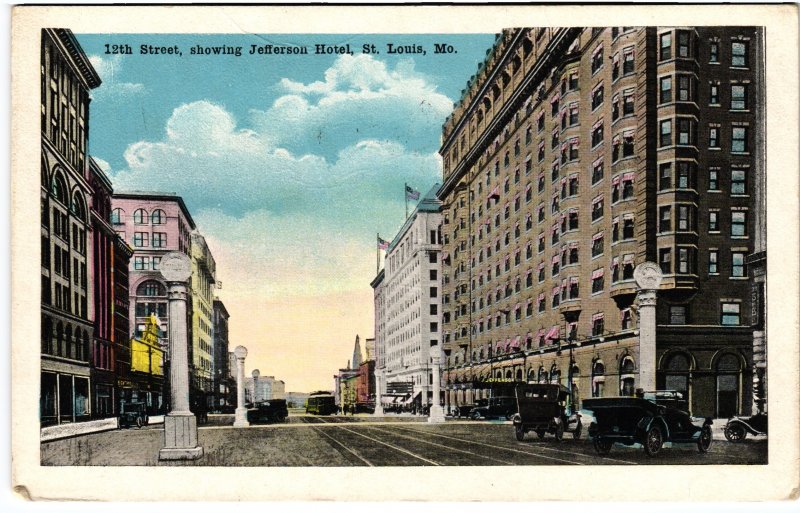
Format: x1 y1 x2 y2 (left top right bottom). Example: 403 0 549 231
212 299 232 409
40 29 101 425
438 27 763 417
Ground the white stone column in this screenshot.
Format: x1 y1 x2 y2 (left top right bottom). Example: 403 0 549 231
428 346 445 423
373 368 384 416
634 262 663 393
233 346 249 427
252 369 260 404
158 252 203 461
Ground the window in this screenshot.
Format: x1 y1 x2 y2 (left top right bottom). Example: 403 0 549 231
591 122 604 147
677 162 693 189
622 132 634 158
721 303 741 325
731 210 747 237
731 41 748 67
429 287 438 298
110 209 122 224
623 46 635 74
731 84 747 110
731 251 746 277
151 209 166 224
133 232 149 247
709 125 720 148
659 247 672 274
709 83 720 105
592 159 604 184
732 126 748 153
709 41 719 62
134 256 150 271
551 128 559 149
133 209 148 224
152 256 161 271
592 46 604 74
660 120 672 147
622 217 635 239
677 247 694 273
678 75 692 102
731 167 747 195
569 72 579 90
152 232 167 248
677 118 694 145
660 77 672 103
660 32 672 60
591 270 604 294
591 233 604 257
709 168 720 190
592 85 604 110
670 306 687 325
622 89 635 115
568 103 579 125
659 206 671 232
677 31 690 58
708 250 718 274
709 210 719 232
591 197 604 221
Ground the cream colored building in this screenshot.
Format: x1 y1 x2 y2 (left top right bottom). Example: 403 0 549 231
190 232 216 399
376 185 443 408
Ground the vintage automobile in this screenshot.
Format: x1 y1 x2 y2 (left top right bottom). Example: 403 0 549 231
119 401 149 429
469 396 517 420
724 412 767 442
511 384 581 441
247 399 289 424
452 400 484 418
583 392 713 457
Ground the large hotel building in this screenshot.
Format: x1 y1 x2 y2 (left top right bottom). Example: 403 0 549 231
438 27 763 418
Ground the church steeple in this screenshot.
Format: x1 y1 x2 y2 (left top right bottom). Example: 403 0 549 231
351 335 362 369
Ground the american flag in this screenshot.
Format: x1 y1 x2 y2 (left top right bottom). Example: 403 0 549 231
405 185 420 201
377 236 390 250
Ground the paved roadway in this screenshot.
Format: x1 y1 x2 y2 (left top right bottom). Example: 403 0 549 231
40 411 767 466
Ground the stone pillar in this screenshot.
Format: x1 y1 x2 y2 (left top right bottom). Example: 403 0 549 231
428 346 445 423
233 346 249 427
373 368 384 416
634 262 663 393
252 369 260 404
158 252 203 461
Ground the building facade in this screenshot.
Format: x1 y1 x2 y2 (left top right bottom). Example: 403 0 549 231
213 299 233 409
374 186 443 409
128 314 165 414
190 232 217 401
438 27 762 417
40 29 101 425
245 375 285 404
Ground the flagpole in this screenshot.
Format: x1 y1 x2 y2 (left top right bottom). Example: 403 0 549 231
404 182 409 219
376 232 380 275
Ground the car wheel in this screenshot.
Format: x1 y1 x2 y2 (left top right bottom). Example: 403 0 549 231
515 424 525 441
644 425 664 457
506 413 515 421
593 437 613 455
536 429 546 440
573 420 583 440
136 416 143 429
724 423 747 443
144 415 150 426
697 425 713 453
470 411 482 421
277 413 287 423
553 419 564 442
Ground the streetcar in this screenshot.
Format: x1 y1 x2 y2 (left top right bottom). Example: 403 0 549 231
306 391 337 415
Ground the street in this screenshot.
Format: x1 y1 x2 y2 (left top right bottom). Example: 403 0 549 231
41 410 767 466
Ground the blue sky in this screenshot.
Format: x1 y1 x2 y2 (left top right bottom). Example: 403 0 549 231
76 33 495 391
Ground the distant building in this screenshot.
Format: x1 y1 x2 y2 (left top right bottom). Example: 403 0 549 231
190 232 217 402
245 374 285 403
213 300 233 409
128 315 165 414
40 29 102 425
284 392 311 408
364 337 376 362
372 185 443 411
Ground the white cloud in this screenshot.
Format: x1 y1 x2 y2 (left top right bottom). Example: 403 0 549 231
88 55 146 98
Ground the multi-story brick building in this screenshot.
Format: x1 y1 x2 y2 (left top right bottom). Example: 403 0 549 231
373 186 443 410
213 299 233 409
40 29 101 425
88 157 132 418
438 27 762 418
189 232 217 401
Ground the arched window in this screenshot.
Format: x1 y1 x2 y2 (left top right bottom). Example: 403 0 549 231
41 318 52 354
538 366 548 383
527 368 534 383
716 353 742 418
505 369 512 380
70 191 86 220
151 209 166 224
111 208 123 225
620 356 636 396
51 173 67 204
63 325 72 359
550 364 561 384
137 280 166 297
592 360 605 397
663 352 691 401
133 208 148 224
516 368 523 381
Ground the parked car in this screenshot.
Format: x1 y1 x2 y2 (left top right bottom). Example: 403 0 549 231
452 400 484 418
583 392 713 457
470 396 517 420
247 399 289 423
511 384 581 441
724 412 767 442
119 401 149 429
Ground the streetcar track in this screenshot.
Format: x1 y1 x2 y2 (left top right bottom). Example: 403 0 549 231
393 425 634 465
309 423 374 466
329 425 442 465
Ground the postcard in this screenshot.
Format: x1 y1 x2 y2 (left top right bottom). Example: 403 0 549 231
10 3 800 503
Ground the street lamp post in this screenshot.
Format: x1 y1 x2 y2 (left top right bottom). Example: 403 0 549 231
233 346 249 427
373 368 384 416
634 262 663 392
428 344 445 423
158 252 203 461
